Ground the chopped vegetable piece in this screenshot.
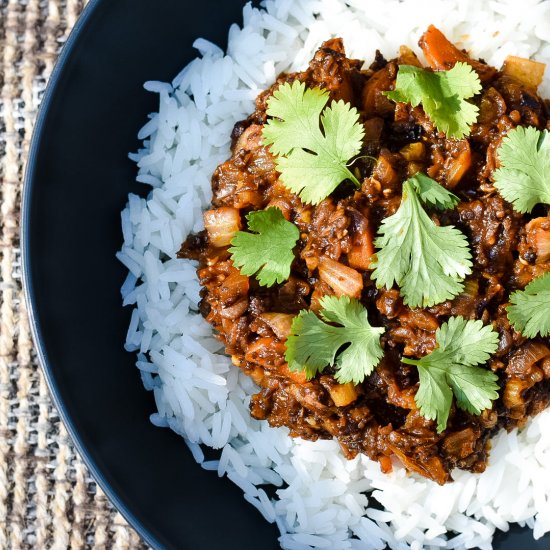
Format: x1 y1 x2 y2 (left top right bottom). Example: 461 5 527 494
327 382 358 407
262 81 365 205
445 140 472 188
402 317 500 432
418 25 497 82
204 207 242 247
285 295 385 384
385 63 482 139
257 312 295 340
371 174 472 308
526 218 550 262
507 273 550 338
493 126 550 213
229 207 299 287
398 45 422 68
502 55 545 90
347 225 375 271
400 142 426 161
318 256 363 298
408 172 460 210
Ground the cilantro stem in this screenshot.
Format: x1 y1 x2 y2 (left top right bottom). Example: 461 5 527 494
350 155 378 164
345 167 361 187
401 357 419 366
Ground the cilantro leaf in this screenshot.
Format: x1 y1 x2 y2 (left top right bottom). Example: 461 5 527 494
402 316 500 432
415 364 453 433
507 272 550 337
385 63 481 139
493 126 550 213
371 176 472 308
262 81 365 205
285 295 385 384
408 172 460 210
229 207 299 287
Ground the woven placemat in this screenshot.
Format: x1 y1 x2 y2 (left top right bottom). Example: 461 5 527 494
0 0 147 547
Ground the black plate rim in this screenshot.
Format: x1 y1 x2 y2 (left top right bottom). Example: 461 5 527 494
20 1 159 548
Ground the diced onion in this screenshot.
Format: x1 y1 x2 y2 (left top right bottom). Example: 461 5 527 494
525 217 550 262
318 257 363 298
257 312 295 340
400 142 425 161
220 299 248 319
502 55 546 90
373 153 398 186
204 207 242 247
218 269 249 303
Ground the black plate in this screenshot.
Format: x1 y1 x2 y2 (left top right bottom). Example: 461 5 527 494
21 0 549 548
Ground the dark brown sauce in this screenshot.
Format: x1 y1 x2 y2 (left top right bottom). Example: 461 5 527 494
179 31 550 484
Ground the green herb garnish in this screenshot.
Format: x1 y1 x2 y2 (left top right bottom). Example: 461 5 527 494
402 316 500 433
285 296 385 384
409 171 461 210
371 173 472 308
385 63 482 139
262 81 365 205
493 126 550 213
229 207 299 287
507 273 550 338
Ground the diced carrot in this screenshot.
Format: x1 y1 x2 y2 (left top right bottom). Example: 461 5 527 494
347 225 374 271
244 337 286 368
379 455 393 474
445 140 471 188
419 25 497 82
361 67 395 117
278 363 307 384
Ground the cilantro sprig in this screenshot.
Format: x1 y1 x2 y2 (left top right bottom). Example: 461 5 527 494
402 317 500 432
262 81 365 205
385 63 481 139
371 173 471 308
493 126 550 213
285 296 385 384
229 207 299 287
507 273 550 338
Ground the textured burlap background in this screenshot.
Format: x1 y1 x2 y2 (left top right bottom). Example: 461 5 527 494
0 0 147 547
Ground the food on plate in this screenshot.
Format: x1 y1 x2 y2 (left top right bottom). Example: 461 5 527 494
179 26 550 485
120 2 550 547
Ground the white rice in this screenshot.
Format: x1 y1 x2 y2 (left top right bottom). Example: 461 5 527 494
118 1 550 548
